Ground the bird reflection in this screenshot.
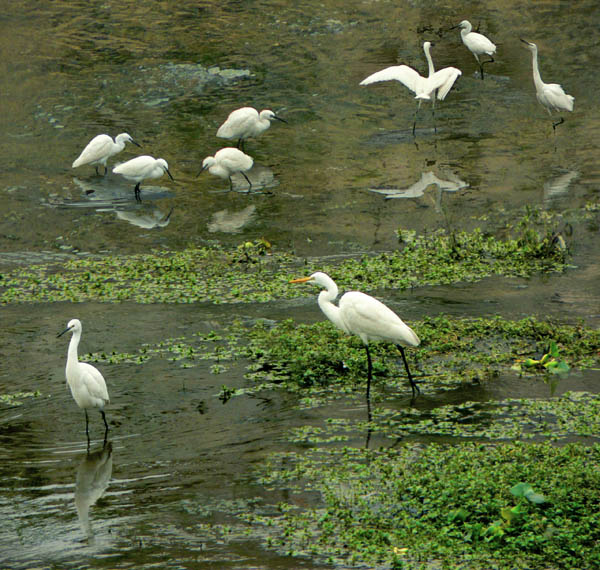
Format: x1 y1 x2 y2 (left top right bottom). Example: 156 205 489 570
75 441 113 540
208 205 256 234
543 170 578 202
116 206 173 229
370 170 468 213
46 178 174 229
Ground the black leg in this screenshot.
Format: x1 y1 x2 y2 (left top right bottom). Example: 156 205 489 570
95 166 99 176
228 177 233 192
103 165 108 176
480 56 494 80
101 410 109 432
241 172 253 193
85 409 90 445
134 182 141 202
398 345 420 398
236 138 242 149
365 344 373 402
552 117 564 131
412 102 421 136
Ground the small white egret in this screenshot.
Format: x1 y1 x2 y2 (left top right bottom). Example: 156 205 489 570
521 39 574 131
72 133 141 175
216 107 287 149
112 155 174 202
360 41 461 135
199 147 254 192
454 20 496 80
290 272 421 399
57 319 110 441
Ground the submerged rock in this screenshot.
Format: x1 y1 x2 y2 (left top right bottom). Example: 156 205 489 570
136 63 254 106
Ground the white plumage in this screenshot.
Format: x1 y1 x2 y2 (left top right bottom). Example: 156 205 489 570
290 272 421 399
456 20 496 79
57 319 110 440
200 147 254 192
216 107 287 149
113 155 174 202
360 41 461 134
521 39 574 130
72 133 140 175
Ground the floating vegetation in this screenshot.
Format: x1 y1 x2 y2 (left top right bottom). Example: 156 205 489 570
0 208 572 305
247 442 600 569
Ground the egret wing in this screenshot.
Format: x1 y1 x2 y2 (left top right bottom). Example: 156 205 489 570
340 292 420 347
217 108 256 138
73 135 112 167
360 65 422 94
430 67 462 100
541 84 574 112
80 363 110 405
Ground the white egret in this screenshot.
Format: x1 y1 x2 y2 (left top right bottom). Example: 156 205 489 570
360 41 461 135
72 133 141 175
113 155 174 202
290 272 421 399
454 20 496 80
216 107 287 149
521 39 574 131
57 319 110 441
199 147 254 192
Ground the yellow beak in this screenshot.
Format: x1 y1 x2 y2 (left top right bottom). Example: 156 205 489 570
289 276 312 284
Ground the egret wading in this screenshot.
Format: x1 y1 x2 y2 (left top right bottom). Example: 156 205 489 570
360 41 461 135
57 319 110 442
72 133 141 175
113 155 174 202
199 147 254 192
216 107 287 150
454 20 496 80
521 39 574 131
290 272 421 400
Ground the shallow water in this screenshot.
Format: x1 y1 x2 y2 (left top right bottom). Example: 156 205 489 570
1 1 599 568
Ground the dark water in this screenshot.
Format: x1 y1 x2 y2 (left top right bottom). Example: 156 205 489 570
1 1 599 568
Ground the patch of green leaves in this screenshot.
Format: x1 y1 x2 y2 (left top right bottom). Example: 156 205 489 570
249 442 600 569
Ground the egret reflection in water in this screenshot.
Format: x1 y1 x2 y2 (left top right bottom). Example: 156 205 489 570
115 206 173 229
369 170 469 212
75 441 113 540
47 177 174 229
543 170 579 203
208 205 256 233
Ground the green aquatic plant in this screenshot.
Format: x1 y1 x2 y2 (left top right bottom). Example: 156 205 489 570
248 442 600 569
0 391 42 406
0 207 573 305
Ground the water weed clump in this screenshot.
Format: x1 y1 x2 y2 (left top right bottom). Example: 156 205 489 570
0 208 572 305
248 442 600 569
243 315 600 400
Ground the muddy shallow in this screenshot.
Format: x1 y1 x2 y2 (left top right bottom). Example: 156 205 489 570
1 1 599 568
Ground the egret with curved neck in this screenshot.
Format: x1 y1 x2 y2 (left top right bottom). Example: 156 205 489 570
360 41 462 135
521 39 574 131
58 319 110 442
290 272 421 401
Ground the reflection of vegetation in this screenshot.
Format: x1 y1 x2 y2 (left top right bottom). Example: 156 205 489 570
0 208 573 305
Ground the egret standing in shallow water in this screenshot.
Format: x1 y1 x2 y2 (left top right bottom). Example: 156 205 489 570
199 147 254 192
360 41 461 135
57 319 110 442
72 133 141 175
113 155 174 202
454 20 496 80
521 39 574 131
290 272 421 401
216 107 287 149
